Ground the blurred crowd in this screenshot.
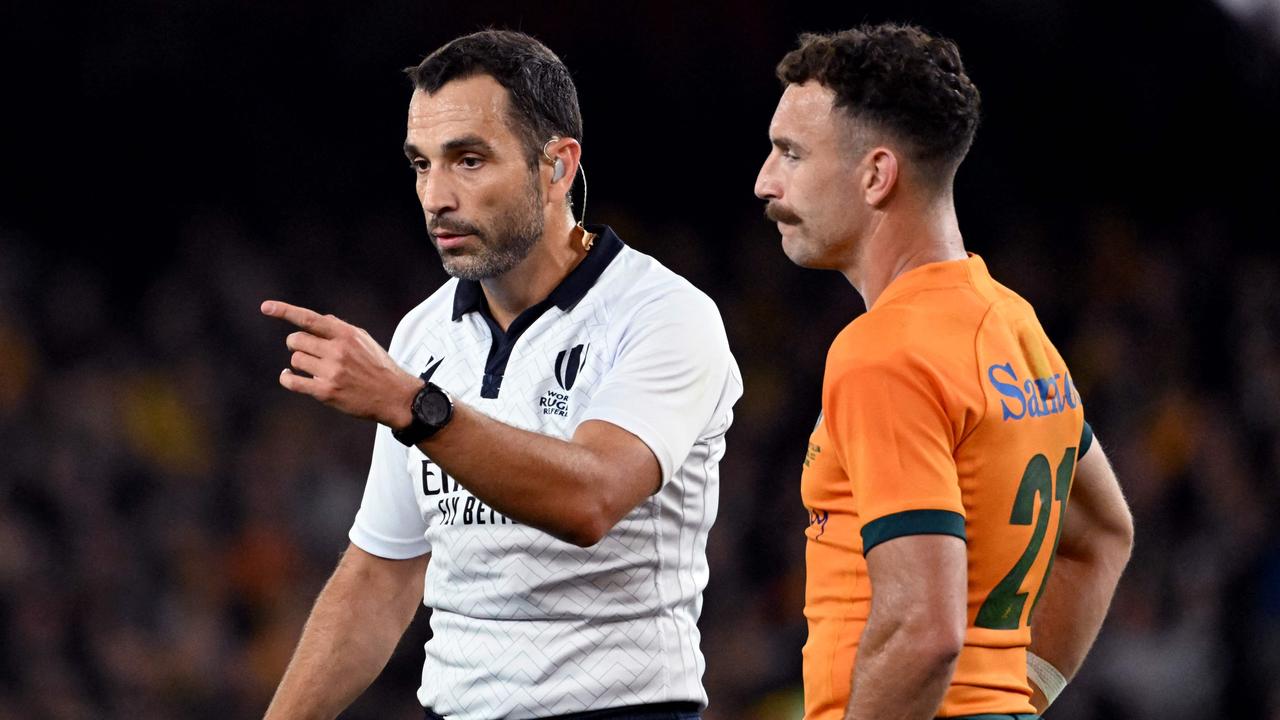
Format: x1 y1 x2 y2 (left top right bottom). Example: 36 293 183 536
3 1 1280 718
1 195 1278 720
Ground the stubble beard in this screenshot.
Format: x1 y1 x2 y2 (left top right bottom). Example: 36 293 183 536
436 176 545 281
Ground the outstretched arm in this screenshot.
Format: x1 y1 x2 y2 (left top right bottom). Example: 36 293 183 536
264 544 429 720
260 300 662 547
1026 436 1134 711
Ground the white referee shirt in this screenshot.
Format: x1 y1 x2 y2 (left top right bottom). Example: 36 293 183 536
349 225 743 720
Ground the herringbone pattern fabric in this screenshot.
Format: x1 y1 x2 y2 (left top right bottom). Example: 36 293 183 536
351 242 741 719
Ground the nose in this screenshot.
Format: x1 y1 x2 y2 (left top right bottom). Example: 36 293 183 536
754 152 780 201
418 170 458 217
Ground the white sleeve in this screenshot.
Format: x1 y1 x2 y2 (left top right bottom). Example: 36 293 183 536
349 422 432 559
579 289 738 485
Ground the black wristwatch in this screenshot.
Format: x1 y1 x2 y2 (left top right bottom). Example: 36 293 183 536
392 381 454 447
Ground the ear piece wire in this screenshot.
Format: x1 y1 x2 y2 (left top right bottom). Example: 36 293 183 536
542 136 588 225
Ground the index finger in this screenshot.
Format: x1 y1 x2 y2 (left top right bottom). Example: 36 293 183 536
261 300 337 338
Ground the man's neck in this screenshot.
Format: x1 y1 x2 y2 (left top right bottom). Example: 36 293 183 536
481 214 585 330
845 197 967 310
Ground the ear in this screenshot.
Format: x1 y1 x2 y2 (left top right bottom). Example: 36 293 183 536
862 147 899 207
542 137 582 198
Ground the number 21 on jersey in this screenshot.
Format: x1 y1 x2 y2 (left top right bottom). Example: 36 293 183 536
975 447 1077 630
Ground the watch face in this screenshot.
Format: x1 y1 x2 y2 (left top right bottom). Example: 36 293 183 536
419 388 452 426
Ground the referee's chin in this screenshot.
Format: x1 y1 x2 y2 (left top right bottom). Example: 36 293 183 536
437 254 489 281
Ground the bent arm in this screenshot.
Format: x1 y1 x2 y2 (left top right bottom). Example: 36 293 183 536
845 534 968 720
260 298 727 549
419 412 660 547
264 544 429 720
1026 436 1134 710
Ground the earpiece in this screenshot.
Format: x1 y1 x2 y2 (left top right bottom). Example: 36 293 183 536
543 136 566 182
541 135 588 225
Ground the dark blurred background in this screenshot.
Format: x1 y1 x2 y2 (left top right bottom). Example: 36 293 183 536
3 1 1279 718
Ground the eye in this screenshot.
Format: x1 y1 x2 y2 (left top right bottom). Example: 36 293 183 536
459 155 484 169
409 158 429 173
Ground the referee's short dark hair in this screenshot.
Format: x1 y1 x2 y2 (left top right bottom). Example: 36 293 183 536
777 23 981 182
408 30 584 169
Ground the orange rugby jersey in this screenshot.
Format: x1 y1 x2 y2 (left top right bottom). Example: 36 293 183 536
801 254 1089 719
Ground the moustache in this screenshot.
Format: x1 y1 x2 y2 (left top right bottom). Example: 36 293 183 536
429 216 482 237
764 202 801 225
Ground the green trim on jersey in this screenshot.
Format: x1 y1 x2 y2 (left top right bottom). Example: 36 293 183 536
862 509 966 554
1078 421 1093 459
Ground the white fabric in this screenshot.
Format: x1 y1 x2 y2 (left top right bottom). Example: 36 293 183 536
349 241 742 719
1027 650 1069 707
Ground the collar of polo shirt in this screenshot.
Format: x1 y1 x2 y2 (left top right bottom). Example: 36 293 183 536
450 224 625 321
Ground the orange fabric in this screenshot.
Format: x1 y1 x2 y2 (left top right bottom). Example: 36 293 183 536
801 255 1085 719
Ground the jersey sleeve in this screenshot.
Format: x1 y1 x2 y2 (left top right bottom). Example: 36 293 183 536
1078 420 1094 459
349 422 432 559
578 289 740 485
823 347 965 554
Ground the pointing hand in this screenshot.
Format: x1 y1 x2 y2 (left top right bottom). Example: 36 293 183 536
261 300 423 429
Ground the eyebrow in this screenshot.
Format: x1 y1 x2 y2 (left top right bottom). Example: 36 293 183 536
772 136 805 154
403 135 496 158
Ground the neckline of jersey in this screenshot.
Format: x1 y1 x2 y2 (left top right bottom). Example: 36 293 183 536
870 252 989 311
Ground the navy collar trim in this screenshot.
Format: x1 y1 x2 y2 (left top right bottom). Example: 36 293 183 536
450 224 625 321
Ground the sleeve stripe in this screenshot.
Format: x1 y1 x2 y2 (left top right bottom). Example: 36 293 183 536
1078 420 1094 459
861 509 966 554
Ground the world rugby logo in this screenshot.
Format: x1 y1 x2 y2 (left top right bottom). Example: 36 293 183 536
553 343 588 391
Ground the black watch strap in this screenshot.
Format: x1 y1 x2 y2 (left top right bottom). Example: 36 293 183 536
392 381 453 447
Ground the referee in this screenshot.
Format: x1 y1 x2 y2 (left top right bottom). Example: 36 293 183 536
259 30 740 720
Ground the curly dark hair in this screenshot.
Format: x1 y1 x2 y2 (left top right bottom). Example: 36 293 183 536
777 23 981 176
407 30 583 168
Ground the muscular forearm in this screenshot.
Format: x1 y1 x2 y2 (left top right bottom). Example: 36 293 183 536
845 618 960 720
847 535 967 720
259 302 660 549
418 404 656 546
265 547 427 720
1026 537 1129 704
1027 440 1133 711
